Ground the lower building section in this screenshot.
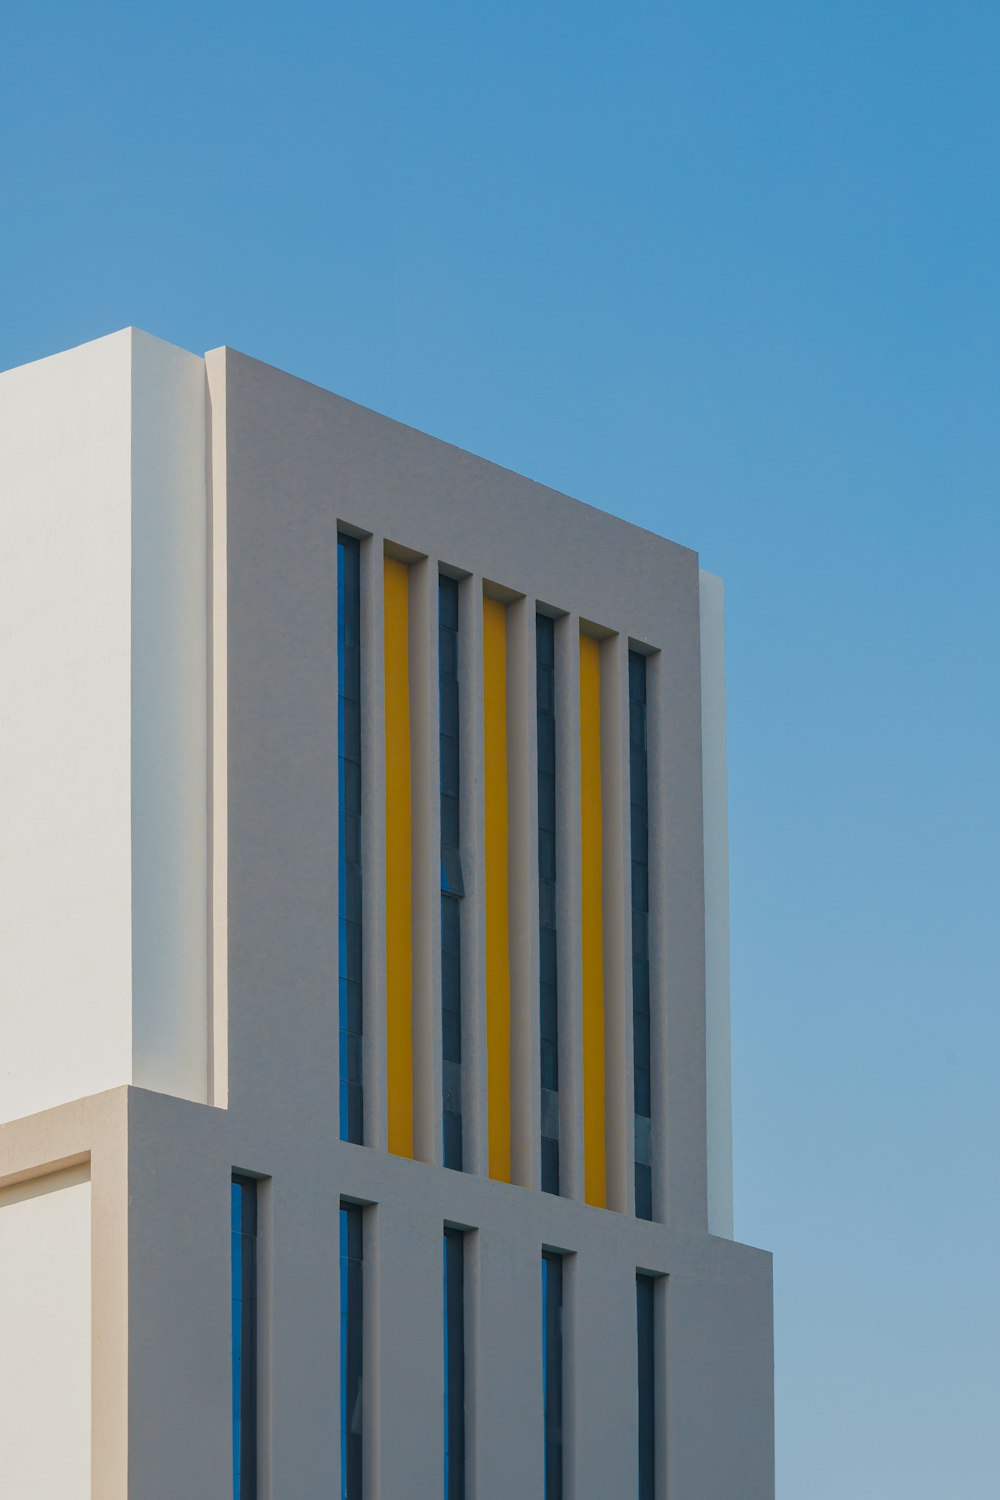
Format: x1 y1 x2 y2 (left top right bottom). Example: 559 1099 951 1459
0 1088 774 1500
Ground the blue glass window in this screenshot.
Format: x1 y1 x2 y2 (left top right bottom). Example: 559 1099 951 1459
629 651 652 1219
339 534 364 1144
340 1204 364 1500
440 576 464 1170
232 1176 258 1500
537 615 560 1194
542 1251 564 1500
637 1274 656 1500
443 1228 466 1499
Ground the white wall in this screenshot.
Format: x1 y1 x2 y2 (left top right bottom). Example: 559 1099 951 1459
0 333 135 1121
701 570 735 1238
0 330 209 1124
0 1163 92 1498
130 331 209 1101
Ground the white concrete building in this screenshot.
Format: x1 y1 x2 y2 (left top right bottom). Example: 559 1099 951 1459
0 329 774 1499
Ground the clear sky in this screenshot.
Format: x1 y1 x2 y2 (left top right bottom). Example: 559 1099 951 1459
3 3 998 1494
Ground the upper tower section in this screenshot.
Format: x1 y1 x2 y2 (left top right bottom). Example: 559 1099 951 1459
211 346 732 1236
0 330 210 1121
0 330 733 1241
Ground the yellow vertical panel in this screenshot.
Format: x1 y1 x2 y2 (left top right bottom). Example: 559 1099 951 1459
483 595 512 1183
579 632 607 1208
384 556 414 1157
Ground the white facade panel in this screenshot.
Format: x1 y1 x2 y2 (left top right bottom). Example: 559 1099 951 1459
0 1164 92 1498
130 330 210 1103
0 329 210 1126
0 334 135 1123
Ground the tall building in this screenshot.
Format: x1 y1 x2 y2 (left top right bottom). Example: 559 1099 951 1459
0 330 774 1499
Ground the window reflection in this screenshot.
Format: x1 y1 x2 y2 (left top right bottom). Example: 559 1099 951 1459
440 576 464 1170
537 615 560 1194
542 1250 564 1500
340 1204 364 1500
339 534 364 1144
629 651 652 1219
443 1227 466 1499
637 1274 657 1500
232 1177 258 1500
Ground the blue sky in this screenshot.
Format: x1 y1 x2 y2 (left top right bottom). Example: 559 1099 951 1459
3 3 998 1493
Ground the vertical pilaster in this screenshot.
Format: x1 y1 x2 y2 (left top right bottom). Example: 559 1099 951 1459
649 579 709 1230
571 1242 638 1499
371 1195 443 1497
474 1209 543 1500
507 594 539 1189
555 613 585 1203
205 345 229 1112
126 1099 230 1500
579 630 606 1208
267 1160 340 1500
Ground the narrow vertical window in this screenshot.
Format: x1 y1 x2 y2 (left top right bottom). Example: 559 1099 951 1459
542 1251 564 1500
338 533 364 1144
536 615 560 1194
340 1204 364 1500
443 1228 467 1500
440 576 464 1170
232 1176 258 1500
483 595 512 1183
629 651 652 1219
636 1274 656 1500
579 632 607 1208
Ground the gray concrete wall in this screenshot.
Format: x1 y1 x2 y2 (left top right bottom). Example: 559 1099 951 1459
216 345 713 1226
191 346 773 1497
